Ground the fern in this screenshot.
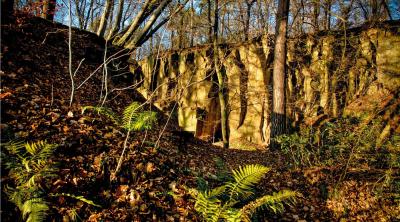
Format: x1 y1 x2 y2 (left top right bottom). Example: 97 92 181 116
2 140 99 222
3 141 58 188
1 141 58 222
122 102 141 127
240 190 298 222
124 111 157 131
82 106 120 125
22 198 49 222
82 102 157 131
193 164 299 221
227 164 270 201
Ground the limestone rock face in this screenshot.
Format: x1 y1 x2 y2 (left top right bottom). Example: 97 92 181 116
133 23 400 145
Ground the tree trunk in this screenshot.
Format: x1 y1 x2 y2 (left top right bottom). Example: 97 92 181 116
97 0 114 37
116 0 152 46
312 0 319 32
84 0 95 29
207 0 212 43
189 0 194 46
74 0 84 28
324 0 331 31
134 1 187 48
107 0 124 39
213 0 229 148
178 7 184 49
127 0 171 48
244 0 256 41
270 0 289 150
370 0 378 21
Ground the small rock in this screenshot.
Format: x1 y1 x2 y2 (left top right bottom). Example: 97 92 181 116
67 111 74 118
17 123 24 129
293 215 299 220
303 206 309 211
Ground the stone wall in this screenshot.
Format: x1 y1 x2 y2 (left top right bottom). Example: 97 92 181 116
132 22 400 145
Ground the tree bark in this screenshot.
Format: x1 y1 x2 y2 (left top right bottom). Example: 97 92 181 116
324 0 331 31
244 0 256 41
189 0 194 46
312 0 319 32
270 0 289 150
127 0 171 48
107 0 125 39
74 0 85 28
97 0 114 37
207 0 213 43
213 0 229 148
116 0 152 46
84 0 95 29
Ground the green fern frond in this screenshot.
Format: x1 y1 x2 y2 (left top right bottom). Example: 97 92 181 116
82 106 120 125
227 164 270 201
26 141 57 162
50 193 101 208
22 198 49 222
124 111 157 131
6 186 25 209
24 164 58 188
224 208 242 222
4 141 58 188
122 102 141 127
25 141 45 155
3 140 25 155
194 191 222 221
207 185 227 198
240 190 298 222
194 164 298 222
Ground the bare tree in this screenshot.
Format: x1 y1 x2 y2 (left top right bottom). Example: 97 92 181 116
97 0 114 37
270 0 290 150
107 0 125 39
244 0 256 41
213 0 229 148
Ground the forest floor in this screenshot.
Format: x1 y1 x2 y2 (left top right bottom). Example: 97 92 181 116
1 15 399 221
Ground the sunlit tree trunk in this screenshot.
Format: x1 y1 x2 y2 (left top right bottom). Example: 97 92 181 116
213 0 229 148
207 0 212 43
74 0 85 28
97 0 114 37
128 0 171 48
107 0 125 39
324 0 331 31
84 0 95 29
116 0 152 46
270 0 289 150
312 0 319 32
190 0 194 46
